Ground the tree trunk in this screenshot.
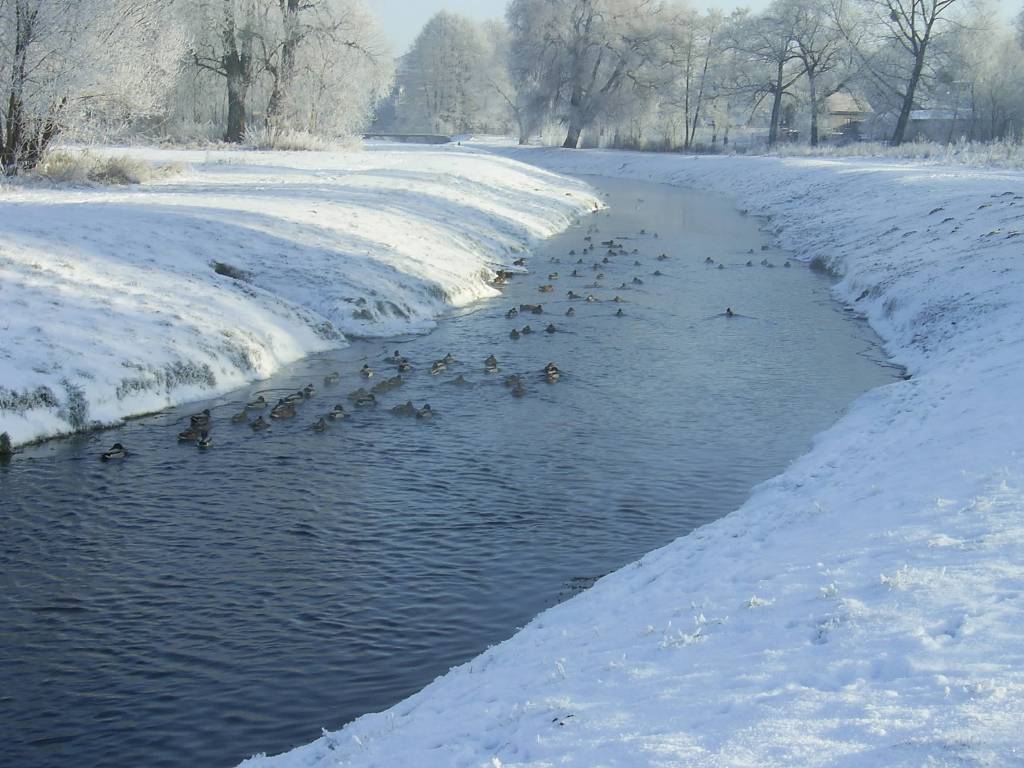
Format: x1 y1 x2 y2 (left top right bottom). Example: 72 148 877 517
225 71 248 143
2 1 33 174
892 46 927 146
767 60 785 146
808 70 819 147
267 0 300 125
563 120 583 148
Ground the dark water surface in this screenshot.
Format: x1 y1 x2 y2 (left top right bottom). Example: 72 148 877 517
0 177 900 768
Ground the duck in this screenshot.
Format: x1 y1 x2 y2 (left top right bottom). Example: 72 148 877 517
760 258 769 266
311 418 327 433
513 257 527 267
566 307 576 316
246 395 267 410
485 354 498 368
545 324 557 334
784 261 791 268
271 399 296 419
615 308 625 317
390 350 402 361
704 256 715 264
443 353 456 364
302 384 316 398
197 432 213 449
506 308 519 319
653 270 663 276
251 416 269 431
416 404 434 420
323 372 340 386
100 442 128 461
632 277 644 285
392 400 417 416
231 410 249 424
397 360 413 373
328 404 349 420
548 273 559 280
504 374 521 388
538 284 554 293
284 391 305 406
178 427 201 442
347 387 370 402
360 364 374 378
571 269 581 277
354 392 377 407
544 362 560 382
567 290 581 300
430 360 447 375
602 256 610 264
453 374 471 386
613 295 623 303
725 307 735 318
190 409 211 429
633 259 642 266
657 253 669 261
521 325 533 334
576 258 584 264
511 382 527 398
568 249 576 256
596 273 605 280
510 328 521 340
746 260 754 267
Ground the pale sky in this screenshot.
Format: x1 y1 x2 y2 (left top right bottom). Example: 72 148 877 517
367 0 1024 55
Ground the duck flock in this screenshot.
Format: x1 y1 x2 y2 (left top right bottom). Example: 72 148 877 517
98 212 787 462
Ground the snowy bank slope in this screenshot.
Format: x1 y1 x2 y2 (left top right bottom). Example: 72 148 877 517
243 151 1024 766
0 145 597 446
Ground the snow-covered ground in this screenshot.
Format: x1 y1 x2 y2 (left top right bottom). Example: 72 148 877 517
0 145 597 446
241 149 1024 766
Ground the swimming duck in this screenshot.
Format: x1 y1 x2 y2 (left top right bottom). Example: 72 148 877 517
430 360 447 375
615 308 625 317
513 257 527 267
766 262 775 268
657 254 669 261
571 269 580 277
190 409 211 429
328 404 349 420
251 416 269 431
548 273 559 280
360 364 374 378
354 392 377 407
784 261 791 268
538 284 554 293
392 400 417 416
632 277 643 285
311 418 327 433
544 363 560 382
596 273 605 280
521 325 533 334
619 282 628 290
178 427 200 442
567 290 581 300
390 350 402 361
746 260 754 267
485 354 498 369
586 295 597 303
602 256 610 264
504 374 521 388
704 256 715 264
284 391 305 406
100 442 128 461
347 387 370 402
271 400 296 419
634 260 642 266
444 353 456 364
324 372 340 386
576 258 584 264
717 264 725 270
566 307 576 316
760 258 768 266
725 307 735 317
397 360 413 373
568 249 576 256
246 395 267 410
506 308 519 319
510 328 521 340
453 374 471 386
416 404 434 420
613 296 623 303
545 324 557 334
231 410 248 424
302 384 315 398
511 382 527 398
197 432 213 449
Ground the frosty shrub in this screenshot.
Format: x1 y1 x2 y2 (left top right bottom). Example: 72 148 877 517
32 150 186 185
243 126 358 152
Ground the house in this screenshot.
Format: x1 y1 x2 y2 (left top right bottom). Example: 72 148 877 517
823 92 874 140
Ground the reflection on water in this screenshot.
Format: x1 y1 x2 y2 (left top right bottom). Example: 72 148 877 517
0 177 900 768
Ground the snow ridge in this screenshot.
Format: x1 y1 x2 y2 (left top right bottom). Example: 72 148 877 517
0 145 597 446
241 149 1024 767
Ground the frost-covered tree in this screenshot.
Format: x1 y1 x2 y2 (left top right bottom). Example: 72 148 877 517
0 0 183 173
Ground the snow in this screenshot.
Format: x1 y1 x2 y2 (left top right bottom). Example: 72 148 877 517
239 148 1024 767
0 145 598 446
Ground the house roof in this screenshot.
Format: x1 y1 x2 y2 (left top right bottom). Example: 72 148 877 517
825 92 873 116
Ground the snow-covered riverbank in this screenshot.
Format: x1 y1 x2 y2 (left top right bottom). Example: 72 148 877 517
0 146 597 446
242 149 1024 766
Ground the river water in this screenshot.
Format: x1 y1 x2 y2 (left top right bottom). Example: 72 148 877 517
0 176 900 768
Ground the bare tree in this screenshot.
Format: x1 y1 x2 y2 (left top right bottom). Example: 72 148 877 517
785 0 851 145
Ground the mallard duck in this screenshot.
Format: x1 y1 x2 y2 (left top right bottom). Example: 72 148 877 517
324 372 340 386
567 290 581 300
746 260 754 267
545 324 556 334
178 427 200 442
717 264 725 270
453 374 471 386
311 418 327 433
548 273 559 280
101 442 128 461
284 391 305 406
510 328 521 340
271 400 297 419
544 362 560 382
197 432 213 449
653 270 663 277
190 408 211 428
586 295 597 303
504 374 521 388
328 404 349 420
250 416 269 431
443 353 456 364
657 253 669 261
302 384 315 398
511 383 527 398
431 360 447 375
615 308 625 317
784 261 791 268
568 249 576 256
513 257 527 266
506 308 519 319
704 256 715 264
566 307 576 316
725 307 735 317
613 296 623 303
634 260 642 266
347 387 369 402
521 325 533 334
398 360 413 373
416 404 434 420
602 256 610 264
354 392 377 407
485 354 498 368
632 277 643 285
392 400 416 416
231 410 248 424
360 364 374 378
246 395 267 410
